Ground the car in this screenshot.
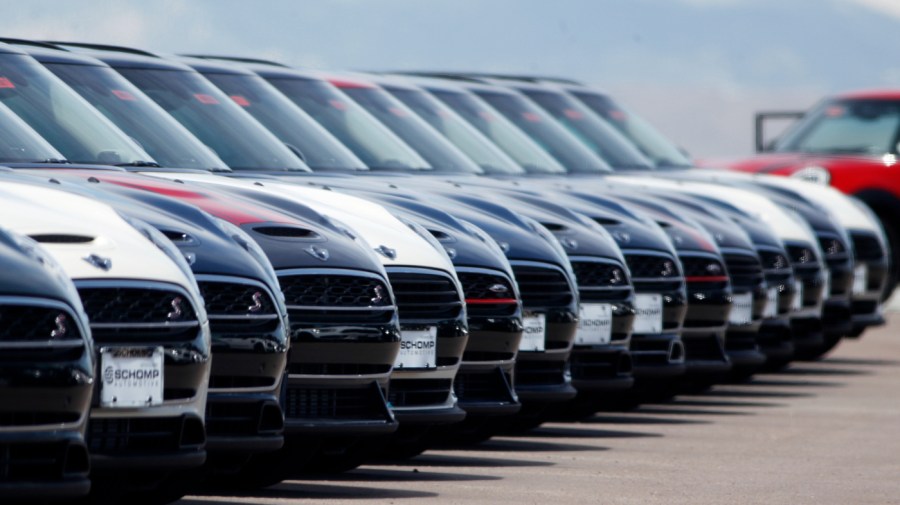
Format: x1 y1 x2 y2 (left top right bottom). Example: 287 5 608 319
0 228 94 500
0 177 211 502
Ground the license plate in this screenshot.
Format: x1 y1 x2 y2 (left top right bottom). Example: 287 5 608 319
520 313 546 352
576 303 613 345
633 293 663 334
792 280 804 311
822 269 832 297
395 326 437 369
852 264 868 295
763 286 779 318
100 347 164 408
729 292 754 325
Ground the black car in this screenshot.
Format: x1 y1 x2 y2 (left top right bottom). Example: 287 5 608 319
0 228 94 500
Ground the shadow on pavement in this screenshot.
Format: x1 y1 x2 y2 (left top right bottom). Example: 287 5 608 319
321 467 502 483
778 366 869 377
182 479 440 502
671 398 785 409
749 378 843 388
702 388 814 399
447 437 606 453
821 356 900 367
519 425 663 439
584 414 713 425
636 406 753 417
370 452 555 468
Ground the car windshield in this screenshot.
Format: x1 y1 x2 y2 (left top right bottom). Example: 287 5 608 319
569 90 693 169
472 89 613 174
774 98 900 156
427 88 566 174
113 67 309 171
200 71 368 171
45 62 228 171
519 88 654 170
338 83 482 173
0 53 154 166
264 76 431 171
386 86 524 175
0 100 67 163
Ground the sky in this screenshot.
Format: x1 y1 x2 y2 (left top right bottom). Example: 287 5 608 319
1 0 899 158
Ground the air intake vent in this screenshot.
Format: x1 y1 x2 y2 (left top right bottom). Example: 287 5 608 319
160 230 196 245
29 234 93 244
592 217 621 226
387 271 463 321
253 226 317 238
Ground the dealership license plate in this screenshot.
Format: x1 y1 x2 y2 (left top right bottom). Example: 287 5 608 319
575 303 613 345
520 313 546 352
763 286 779 318
729 292 754 326
100 347 164 408
633 293 663 334
792 280 804 311
394 326 437 369
852 264 868 295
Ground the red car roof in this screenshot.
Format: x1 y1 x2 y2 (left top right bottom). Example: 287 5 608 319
835 89 900 101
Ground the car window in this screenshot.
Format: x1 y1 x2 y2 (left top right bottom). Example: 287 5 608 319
775 99 900 155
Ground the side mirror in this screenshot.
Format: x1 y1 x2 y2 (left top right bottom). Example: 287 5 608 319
754 111 804 153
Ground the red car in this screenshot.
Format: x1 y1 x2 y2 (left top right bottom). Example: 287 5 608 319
701 89 900 288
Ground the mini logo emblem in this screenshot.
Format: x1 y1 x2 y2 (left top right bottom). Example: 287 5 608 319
714 232 726 244
374 245 397 259
610 269 624 285
444 247 457 259
248 291 264 313
50 313 67 339
83 254 112 271
488 283 509 294
304 245 330 261
798 249 812 263
661 260 676 277
167 296 184 321
612 231 631 244
560 238 578 250
371 285 387 305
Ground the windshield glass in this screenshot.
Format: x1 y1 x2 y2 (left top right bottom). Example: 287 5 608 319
113 67 309 171
427 88 566 174
774 98 900 155
569 90 693 169
200 71 368 170
0 53 154 165
0 100 66 163
338 83 481 173
520 88 654 170
46 62 227 170
472 89 612 174
264 76 431 170
386 86 524 175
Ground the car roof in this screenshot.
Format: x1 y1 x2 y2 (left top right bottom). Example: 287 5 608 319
177 55 256 76
46 41 194 71
0 39 107 66
835 89 900 101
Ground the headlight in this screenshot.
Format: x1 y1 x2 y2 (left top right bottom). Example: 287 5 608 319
791 166 831 185
212 217 283 301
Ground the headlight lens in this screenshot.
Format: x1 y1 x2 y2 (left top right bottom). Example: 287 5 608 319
791 166 831 185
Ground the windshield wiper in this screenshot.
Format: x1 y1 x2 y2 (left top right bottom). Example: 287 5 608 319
36 158 70 164
115 160 162 168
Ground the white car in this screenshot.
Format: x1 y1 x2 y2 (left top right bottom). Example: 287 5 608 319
0 181 211 484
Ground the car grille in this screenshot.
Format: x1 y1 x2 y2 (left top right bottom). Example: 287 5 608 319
510 264 574 308
76 285 200 342
786 245 821 274
87 415 205 455
0 305 81 342
279 272 395 324
851 232 884 261
457 271 518 317
624 252 683 292
515 360 567 387
571 260 631 301
283 384 391 421
198 280 279 332
0 440 89 482
387 271 463 321
387 378 453 407
454 369 515 403
723 253 764 290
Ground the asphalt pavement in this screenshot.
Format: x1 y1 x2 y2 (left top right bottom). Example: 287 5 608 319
179 313 900 505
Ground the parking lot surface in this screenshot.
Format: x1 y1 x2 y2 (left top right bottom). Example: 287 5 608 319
180 315 900 505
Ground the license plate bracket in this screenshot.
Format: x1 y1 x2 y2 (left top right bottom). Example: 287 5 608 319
100 347 164 408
